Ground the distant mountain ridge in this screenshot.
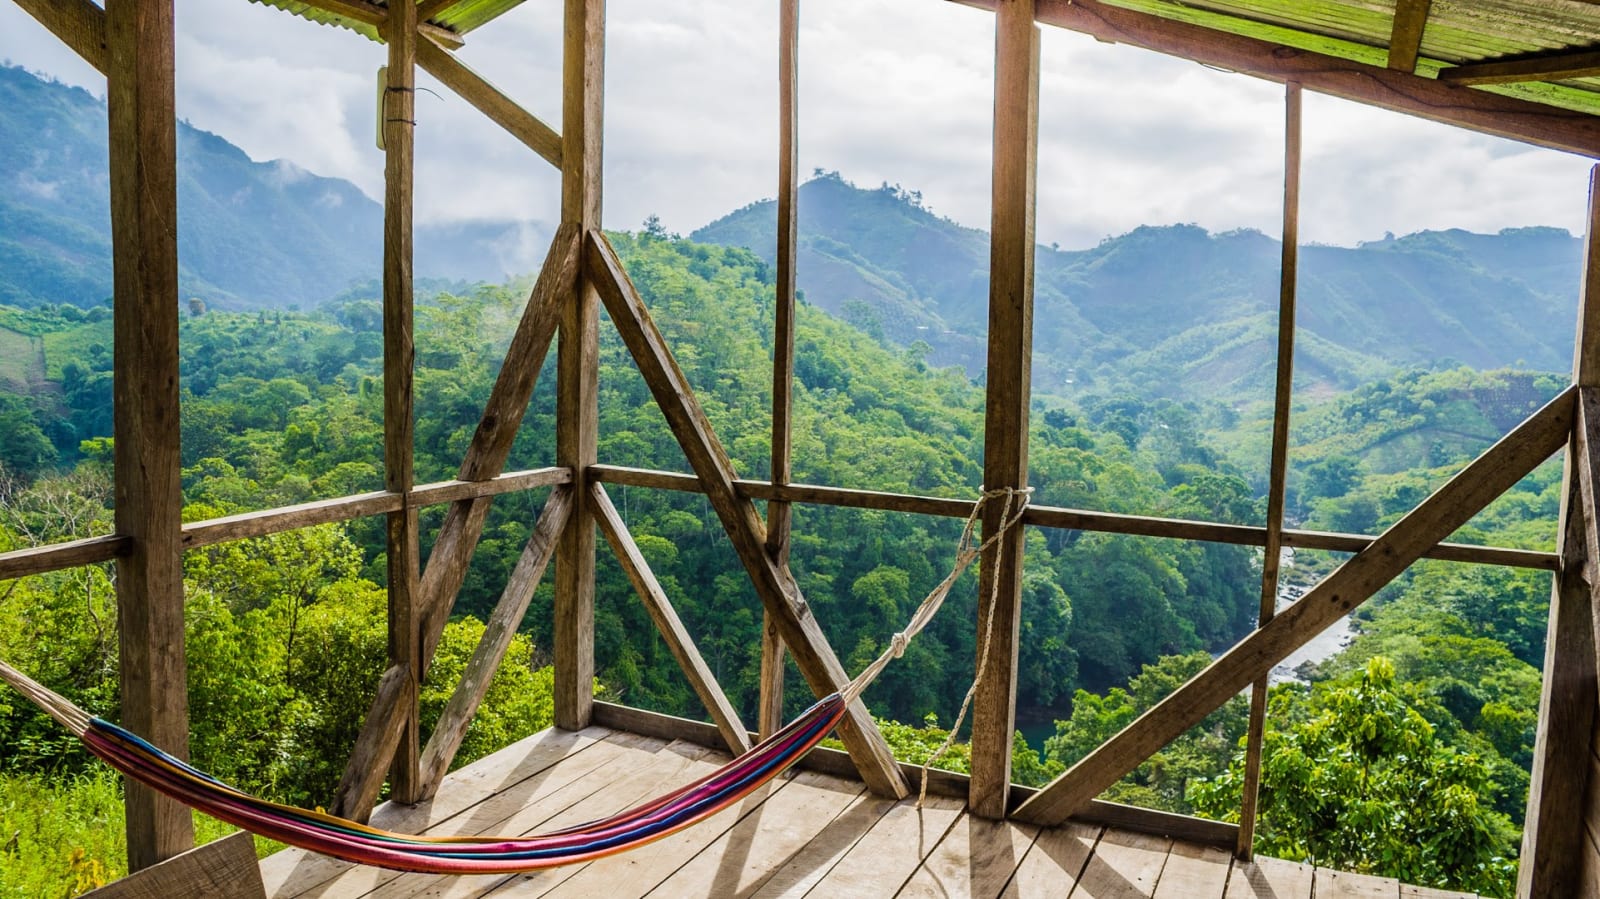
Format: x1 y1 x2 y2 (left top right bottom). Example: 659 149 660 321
693 173 1582 402
0 64 541 309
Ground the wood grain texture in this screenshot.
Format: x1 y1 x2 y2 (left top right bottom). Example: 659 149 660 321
971 0 1039 820
0 535 126 581
13 0 107 74
106 0 190 868
411 467 573 507
1017 390 1574 825
1070 828 1169 898
82 832 262 899
1386 0 1430 72
588 466 1556 570
418 489 572 797
898 813 1039 898
554 0 604 733
1223 855 1313 899
1003 822 1098 897
587 229 908 799
288 0 465 48
949 0 1600 156
416 36 561 168
1152 840 1231 897
1239 79 1301 860
1441 48 1600 86
591 483 752 754
1315 869 1399 898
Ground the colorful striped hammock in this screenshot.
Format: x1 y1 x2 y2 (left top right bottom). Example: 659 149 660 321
0 487 1027 875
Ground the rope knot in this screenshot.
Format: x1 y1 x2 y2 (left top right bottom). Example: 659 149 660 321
888 631 909 659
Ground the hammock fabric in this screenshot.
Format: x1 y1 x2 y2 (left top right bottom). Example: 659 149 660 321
0 487 1028 876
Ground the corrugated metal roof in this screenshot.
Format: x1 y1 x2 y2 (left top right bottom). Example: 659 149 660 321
244 0 526 44
1105 0 1600 116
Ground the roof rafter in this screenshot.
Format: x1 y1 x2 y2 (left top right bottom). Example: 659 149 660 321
13 0 108 75
949 0 1600 157
1441 46 1600 86
1387 0 1431 73
291 0 465 48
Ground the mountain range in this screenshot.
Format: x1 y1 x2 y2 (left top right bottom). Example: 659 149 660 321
2 64 1584 403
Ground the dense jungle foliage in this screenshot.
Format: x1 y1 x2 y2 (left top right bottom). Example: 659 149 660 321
0 232 1562 896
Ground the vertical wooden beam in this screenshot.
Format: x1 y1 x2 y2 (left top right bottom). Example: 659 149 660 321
1387 0 1431 73
105 0 191 868
970 0 1040 821
381 0 421 805
555 0 605 732
1519 165 1600 899
761 0 801 742
1237 80 1301 860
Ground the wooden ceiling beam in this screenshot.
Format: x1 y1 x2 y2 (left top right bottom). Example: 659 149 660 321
1387 0 1431 73
1441 47 1600 87
292 0 465 49
417 0 456 23
12 0 109 75
948 0 1600 157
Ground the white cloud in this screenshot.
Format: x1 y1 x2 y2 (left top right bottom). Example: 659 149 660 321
1 0 1593 249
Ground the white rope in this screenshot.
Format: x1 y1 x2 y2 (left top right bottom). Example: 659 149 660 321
0 657 91 737
838 485 1031 806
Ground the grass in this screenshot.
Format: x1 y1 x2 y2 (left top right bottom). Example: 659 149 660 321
40 320 111 381
0 769 271 897
0 327 34 389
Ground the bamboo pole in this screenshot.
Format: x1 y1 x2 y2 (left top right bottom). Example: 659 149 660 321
761 0 801 742
1237 79 1301 860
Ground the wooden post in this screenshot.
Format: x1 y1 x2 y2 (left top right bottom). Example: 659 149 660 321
761 0 801 741
105 0 191 868
555 0 604 732
969 0 1040 821
1237 80 1301 860
381 0 421 804
1518 164 1600 899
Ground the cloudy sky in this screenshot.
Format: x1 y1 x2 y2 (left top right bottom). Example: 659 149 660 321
3 0 1596 262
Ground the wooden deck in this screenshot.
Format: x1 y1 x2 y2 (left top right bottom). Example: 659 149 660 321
260 724 1481 898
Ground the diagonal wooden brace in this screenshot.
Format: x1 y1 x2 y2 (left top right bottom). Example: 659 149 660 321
585 228 908 798
1014 387 1575 825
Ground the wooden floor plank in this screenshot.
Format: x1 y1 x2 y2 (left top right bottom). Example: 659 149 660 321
1401 886 1476 898
263 726 612 898
1317 868 1401 898
388 738 717 899
897 811 1040 899
797 793 965 897
1001 822 1099 898
640 770 868 898
1223 856 1314 899
528 751 775 898
1150 840 1230 898
745 791 899 898
1068 828 1171 899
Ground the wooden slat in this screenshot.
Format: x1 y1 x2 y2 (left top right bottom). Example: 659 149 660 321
586 230 908 799
1070 828 1170 898
260 725 610 897
554 0 604 734
747 792 901 898
1402 885 1476 898
949 0 1600 157
82 832 262 899
1016 390 1575 826
797 793 965 897
1441 48 1600 87
591 483 752 755
642 771 867 898
184 491 400 549
1315 868 1400 898
330 663 416 820
898 812 1040 898
106 0 190 869
411 467 572 507
416 36 562 168
971 0 1040 820
13 0 108 74
381 0 422 807
418 488 571 797
762 0 802 744
1386 0 1430 73
287 0 465 49
1002 822 1098 898
1224 855 1314 898
588 466 1559 570
1239 78 1301 860
1151 840 1231 897
0 535 126 581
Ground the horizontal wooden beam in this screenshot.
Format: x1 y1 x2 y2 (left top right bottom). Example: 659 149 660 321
411 466 572 506
416 36 562 168
1013 388 1574 826
0 535 127 581
589 700 1239 849
1441 48 1600 87
12 0 108 75
588 465 1559 571
283 0 464 49
949 0 1600 157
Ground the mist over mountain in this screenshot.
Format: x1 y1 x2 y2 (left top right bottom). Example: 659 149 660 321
0 64 542 310
694 173 1581 402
